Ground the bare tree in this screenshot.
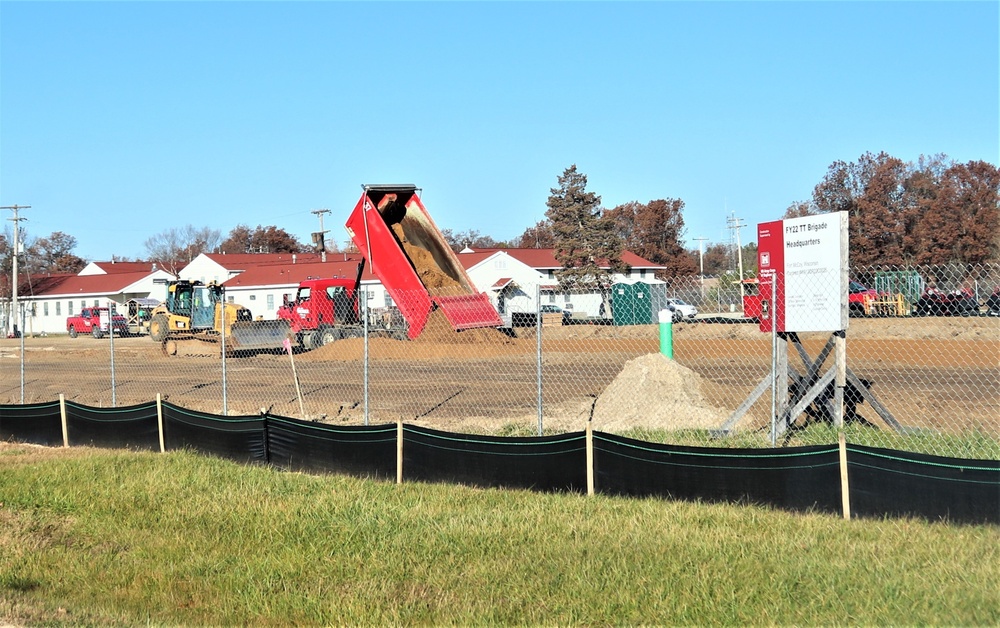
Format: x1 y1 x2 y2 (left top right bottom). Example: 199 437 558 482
143 225 221 274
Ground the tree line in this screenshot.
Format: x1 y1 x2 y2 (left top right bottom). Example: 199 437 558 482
2 151 996 297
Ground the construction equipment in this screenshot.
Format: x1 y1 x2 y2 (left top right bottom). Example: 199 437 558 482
277 258 409 350
344 184 502 339
125 298 159 336
148 280 291 356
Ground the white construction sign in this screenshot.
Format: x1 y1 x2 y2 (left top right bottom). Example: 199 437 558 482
757 212 849 333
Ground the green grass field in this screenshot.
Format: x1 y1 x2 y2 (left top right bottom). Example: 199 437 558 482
1 444 997 626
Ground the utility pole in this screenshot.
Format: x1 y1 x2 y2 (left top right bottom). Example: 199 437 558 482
3 204 30 338
311 208 330 262
727 212 747 310
694 236 708 300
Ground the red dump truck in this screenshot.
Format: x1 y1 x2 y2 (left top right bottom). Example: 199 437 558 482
345 184 501 339
278 184 501 350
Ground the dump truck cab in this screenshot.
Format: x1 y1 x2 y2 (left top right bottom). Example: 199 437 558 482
284 278 360 331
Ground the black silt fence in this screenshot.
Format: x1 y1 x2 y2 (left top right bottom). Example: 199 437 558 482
0 401 63 447
161 402 267 464
266 415 396 479
1 400 998 523
402 425 588 492
593 432 842 514
65 401 160 451
847 444 1000 525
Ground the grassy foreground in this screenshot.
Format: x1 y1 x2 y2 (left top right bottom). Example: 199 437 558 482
1 444 997 626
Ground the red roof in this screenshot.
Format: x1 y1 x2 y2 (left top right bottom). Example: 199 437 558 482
222 259 377 288
88 261 166 274
20 271 161 297
202 252 346 270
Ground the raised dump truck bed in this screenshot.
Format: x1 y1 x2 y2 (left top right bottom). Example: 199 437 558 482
344 184 502 339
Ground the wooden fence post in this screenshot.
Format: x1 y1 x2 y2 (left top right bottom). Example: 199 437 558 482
839 431 851 520
586 420 595 496
59 393 68 448
156 393 165 453
396 420 403 485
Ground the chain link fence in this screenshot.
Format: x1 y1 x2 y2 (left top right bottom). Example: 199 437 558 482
1 263 997 459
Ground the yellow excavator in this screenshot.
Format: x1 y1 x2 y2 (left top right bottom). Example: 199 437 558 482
148 280 291 356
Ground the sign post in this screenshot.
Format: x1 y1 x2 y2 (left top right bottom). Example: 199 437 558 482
719 213 902 437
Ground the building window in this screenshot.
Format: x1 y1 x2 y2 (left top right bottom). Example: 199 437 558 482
548 270 555 279
56 302 61 316
494 259 507 270
384 291 393 307
93 300 99 307
227 296 234 304
547 292 556 304
266 294 274 311
249 295 256 300
640 269 647 278
44 302 49 317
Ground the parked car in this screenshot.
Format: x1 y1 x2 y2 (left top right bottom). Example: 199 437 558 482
665 298 698 322
912 288 981 317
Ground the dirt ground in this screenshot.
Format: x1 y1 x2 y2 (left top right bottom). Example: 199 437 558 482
1 316 997 439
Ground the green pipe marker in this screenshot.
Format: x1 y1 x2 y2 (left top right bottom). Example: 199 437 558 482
658 309 674 359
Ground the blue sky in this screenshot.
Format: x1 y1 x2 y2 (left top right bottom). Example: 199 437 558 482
2 1 997 263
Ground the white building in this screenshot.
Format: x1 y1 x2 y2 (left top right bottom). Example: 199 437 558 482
16 269 176 335
458 248 665 320
17 247 666 334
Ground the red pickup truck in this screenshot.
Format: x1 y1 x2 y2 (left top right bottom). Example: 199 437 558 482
66 307 129 338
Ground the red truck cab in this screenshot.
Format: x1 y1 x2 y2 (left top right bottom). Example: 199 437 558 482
66 306 129 338
277 277 360 348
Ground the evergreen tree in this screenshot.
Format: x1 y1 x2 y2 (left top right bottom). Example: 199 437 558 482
545 165 626 289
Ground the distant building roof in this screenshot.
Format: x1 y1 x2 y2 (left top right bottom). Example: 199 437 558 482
21 271 167 298
222 259 376 288
459 248 664 270
201 252 354 270
81 261 171 275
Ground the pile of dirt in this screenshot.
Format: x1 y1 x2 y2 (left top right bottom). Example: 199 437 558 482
591 353 729 432
414 309 514 345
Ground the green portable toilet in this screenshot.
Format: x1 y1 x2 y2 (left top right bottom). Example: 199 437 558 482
874 270 923 305
611 281 654 326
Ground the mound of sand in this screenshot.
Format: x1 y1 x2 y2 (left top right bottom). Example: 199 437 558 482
591 353 729 432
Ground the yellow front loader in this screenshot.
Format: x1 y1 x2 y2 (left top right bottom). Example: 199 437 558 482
148 280 291 356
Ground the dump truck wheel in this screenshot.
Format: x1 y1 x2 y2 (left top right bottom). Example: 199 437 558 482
318 326 340 347
149 314 169 342
302 331 317 351
68 327 78 338
92 326 104 339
